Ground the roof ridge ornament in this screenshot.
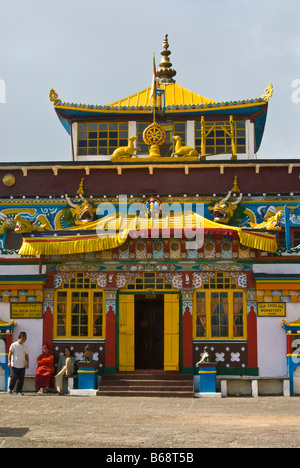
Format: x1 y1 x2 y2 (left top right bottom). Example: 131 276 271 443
49 88 62 106
261 83 273 102
157 34 176 84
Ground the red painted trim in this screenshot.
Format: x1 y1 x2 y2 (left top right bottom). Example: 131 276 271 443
6 334 13 353
44 271 54 289
287 335 294 354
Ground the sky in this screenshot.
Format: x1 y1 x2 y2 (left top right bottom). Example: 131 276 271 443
0 0 300 162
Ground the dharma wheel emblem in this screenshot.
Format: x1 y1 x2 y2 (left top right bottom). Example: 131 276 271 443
143 122 166 147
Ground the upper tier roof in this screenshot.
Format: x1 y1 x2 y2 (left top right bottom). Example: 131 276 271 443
51 82 271 116
49 34 273 154
107 83 217 109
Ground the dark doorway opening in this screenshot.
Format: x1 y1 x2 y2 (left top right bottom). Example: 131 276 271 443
134 295 164 369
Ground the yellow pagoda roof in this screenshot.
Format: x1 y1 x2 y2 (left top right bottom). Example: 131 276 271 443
50 33 273 118
107 83 217 109
0 319 17 330
282 318 300 329
18 211 278 257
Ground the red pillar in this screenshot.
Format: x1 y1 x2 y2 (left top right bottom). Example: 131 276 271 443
43 302 53 349
105 297 116 371
182 297 193 370
247 304 258 368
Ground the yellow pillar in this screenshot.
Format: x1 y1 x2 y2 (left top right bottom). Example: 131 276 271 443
119 295 135 371
164 294 180 371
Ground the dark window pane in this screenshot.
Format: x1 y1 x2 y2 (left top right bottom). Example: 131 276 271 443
175 123 185 131
79 124 87 131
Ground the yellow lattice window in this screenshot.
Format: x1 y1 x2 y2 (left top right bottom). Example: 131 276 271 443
194 273 246 340
77 122 128 156
195 120 246 155
125 272 175 291
173 121 186 145
137 121 152 154
54 273 105 339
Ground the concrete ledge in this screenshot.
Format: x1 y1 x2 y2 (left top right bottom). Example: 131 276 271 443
218 376 290 397
194 392 222 398
10 375 78 393
69 389 97 396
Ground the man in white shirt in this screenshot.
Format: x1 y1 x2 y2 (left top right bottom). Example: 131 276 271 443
8 332 29 395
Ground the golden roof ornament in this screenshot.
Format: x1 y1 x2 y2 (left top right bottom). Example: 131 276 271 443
261 83 273 102
49 88 62 106
157 34 176 84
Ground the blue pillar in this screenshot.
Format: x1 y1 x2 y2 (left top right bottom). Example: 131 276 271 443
287 355 300 396
77 362 99 390
198 364 218 393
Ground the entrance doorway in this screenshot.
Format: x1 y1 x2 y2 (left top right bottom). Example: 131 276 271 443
118 292 179 372
134 295 164 369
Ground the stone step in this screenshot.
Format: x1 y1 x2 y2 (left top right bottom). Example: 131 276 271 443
97 372 194 397
101 373 193 381
96 389 194 398
100 379 192 387
98 385 192 391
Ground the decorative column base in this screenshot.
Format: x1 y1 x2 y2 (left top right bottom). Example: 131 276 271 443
77 362 99 390
194 363 222 398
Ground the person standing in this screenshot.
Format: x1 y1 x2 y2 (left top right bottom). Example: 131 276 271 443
8 331 29 395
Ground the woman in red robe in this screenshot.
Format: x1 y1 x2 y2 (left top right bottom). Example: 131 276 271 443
35 344 55 393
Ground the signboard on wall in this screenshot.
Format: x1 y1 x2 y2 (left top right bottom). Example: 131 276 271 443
11 303 43 319
257 302 286 317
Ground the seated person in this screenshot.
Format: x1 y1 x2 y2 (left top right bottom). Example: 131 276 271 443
35 344 55 393
55 347 76 395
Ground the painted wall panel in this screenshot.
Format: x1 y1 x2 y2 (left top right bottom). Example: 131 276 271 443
257 304 300 377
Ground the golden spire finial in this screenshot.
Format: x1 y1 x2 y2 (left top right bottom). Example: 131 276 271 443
77 178 85 195
157 34 176 84
231 175 240 194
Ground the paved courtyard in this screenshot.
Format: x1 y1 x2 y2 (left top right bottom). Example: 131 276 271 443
0 392 299 449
